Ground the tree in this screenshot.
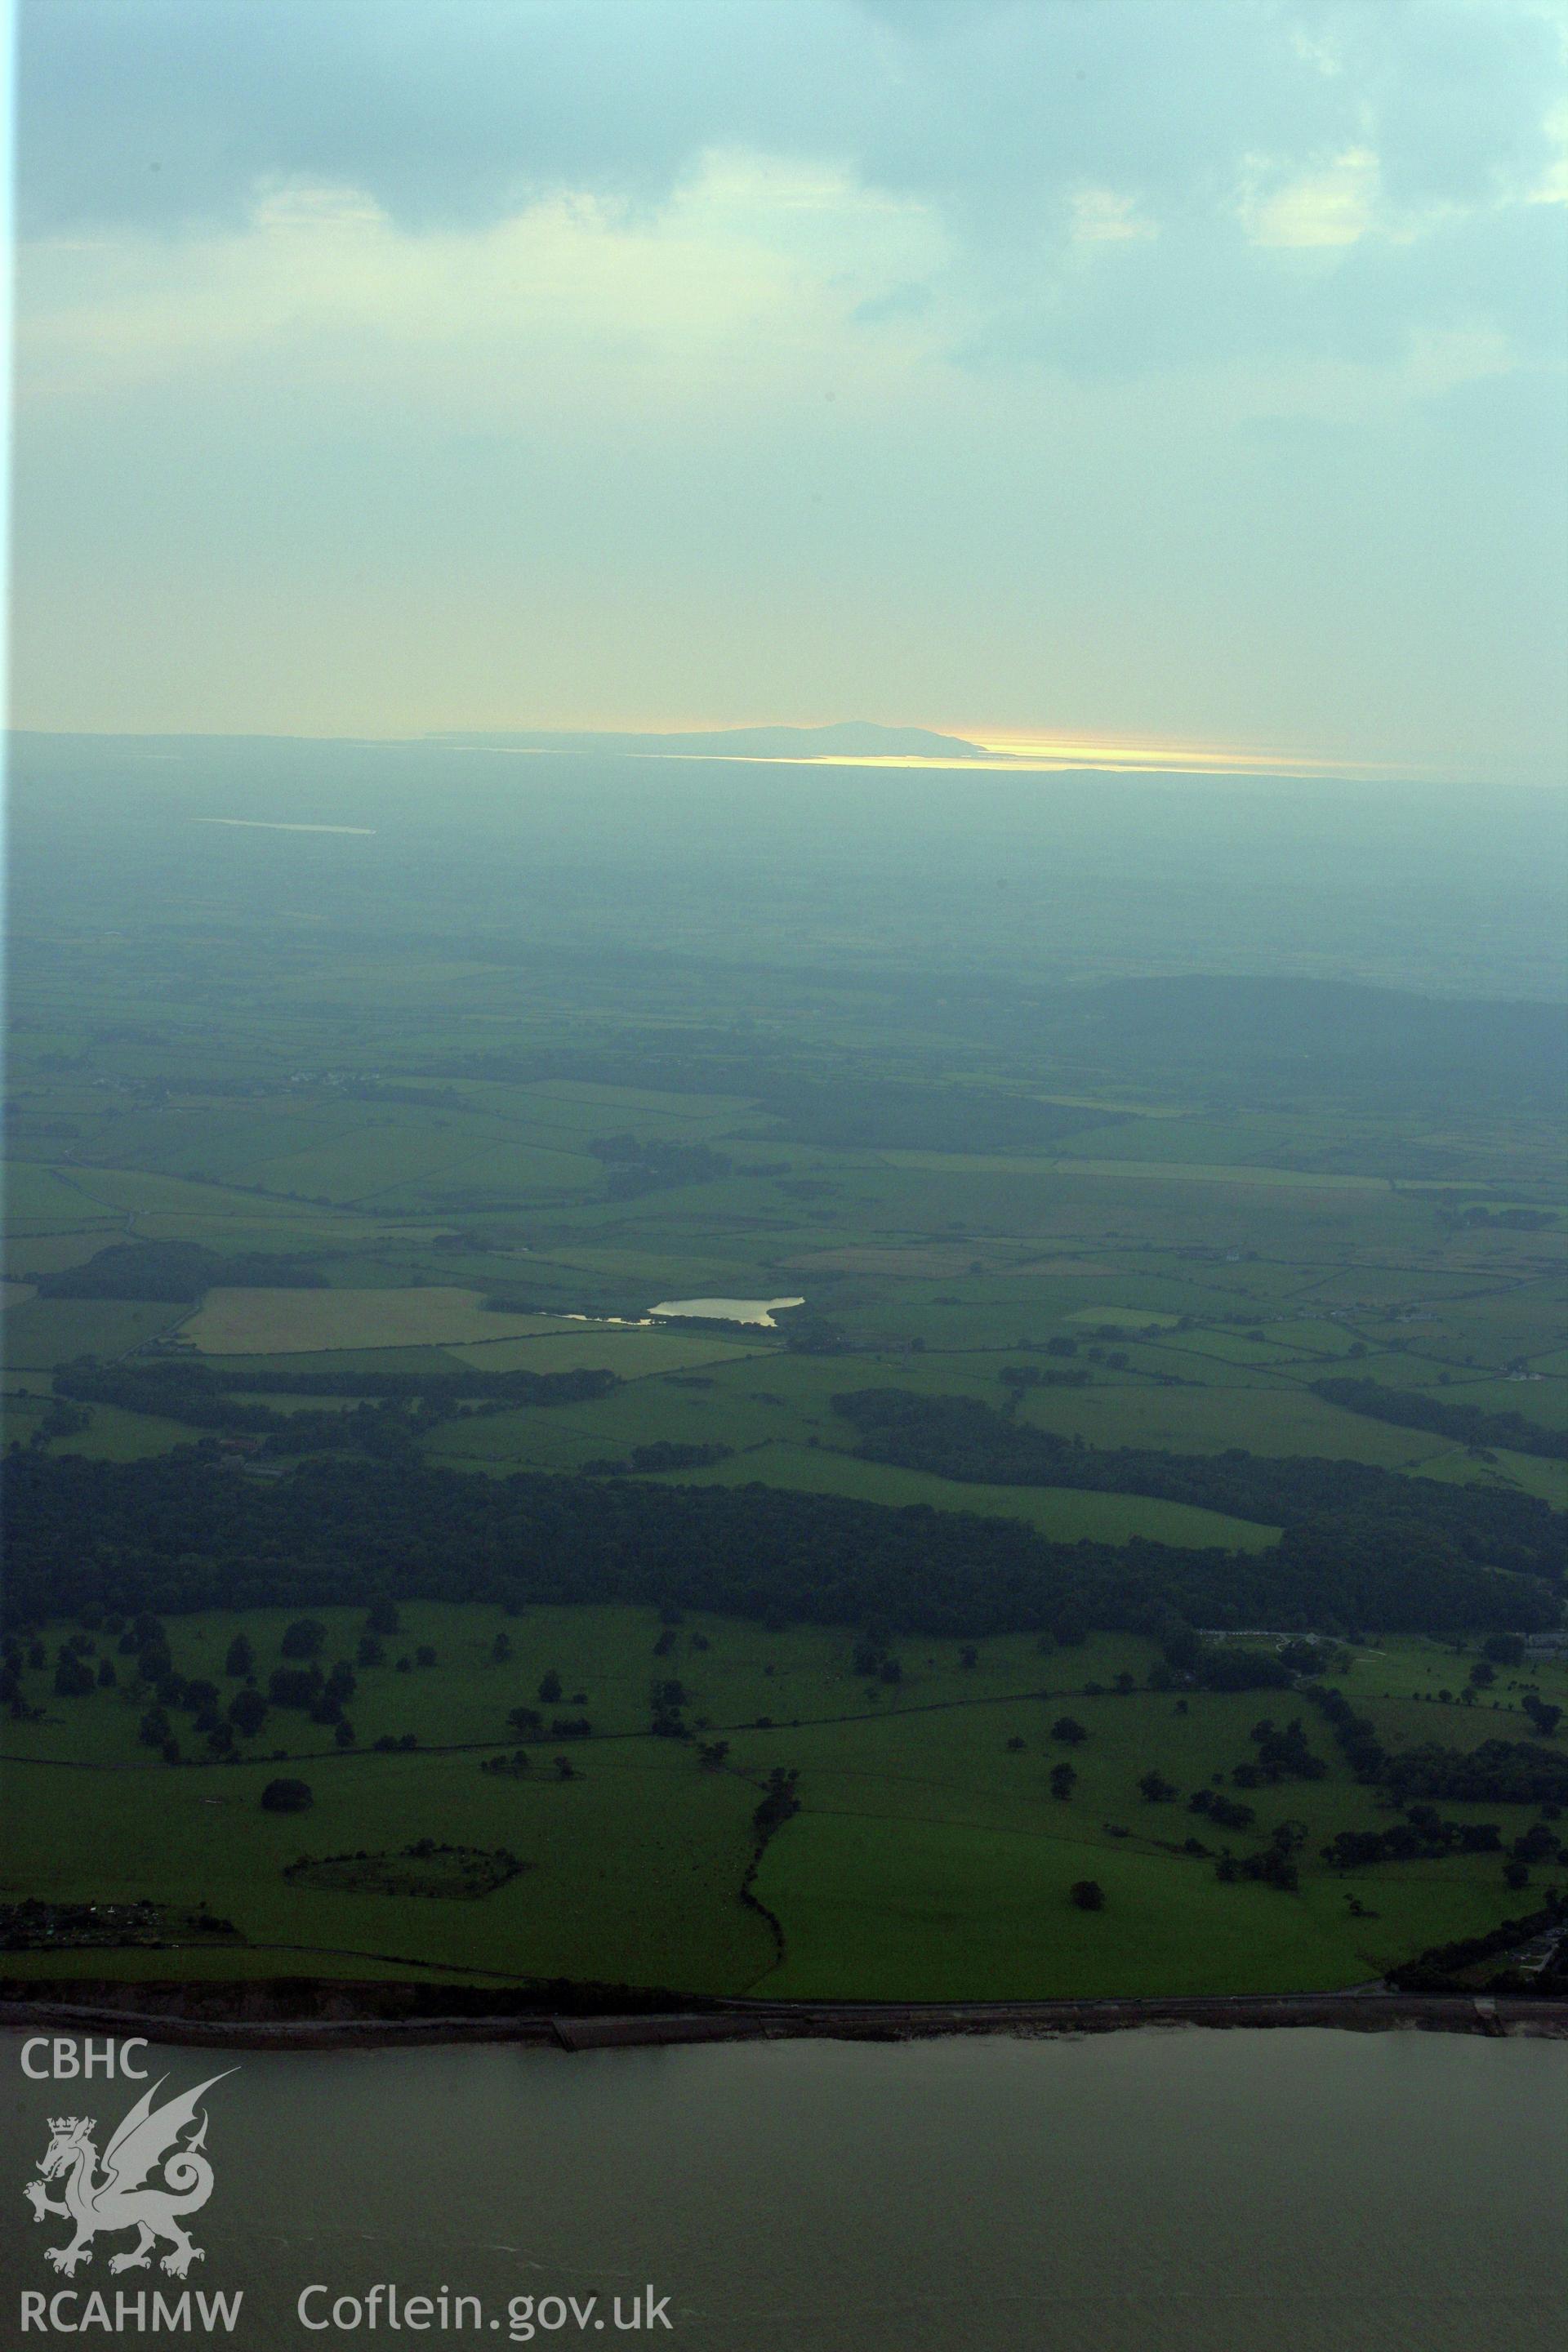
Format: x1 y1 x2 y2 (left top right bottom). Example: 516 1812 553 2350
280 1619 326 1660
554 1754 577 1780
1070 1879 1106 1911
1138 1770 1178 1803
261 1777 313 1813
1523 1696 1563 1739
1512 1823 1560 1864
1162 1622 1201 1676
755 1766 801 1836
228 1687 268 1738
357 1634 385 1668
269 1665 323 1708
1049 1762 1076 1800
491 1633 512 1664
225 1634 254 1677
366 1600 401 1635
1050 1717 1088 1746
538 1669 563 1704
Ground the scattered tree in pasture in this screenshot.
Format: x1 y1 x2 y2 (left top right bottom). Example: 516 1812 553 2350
261 1777 314 1813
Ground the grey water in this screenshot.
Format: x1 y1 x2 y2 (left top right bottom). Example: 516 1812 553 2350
5 2029 1566 2350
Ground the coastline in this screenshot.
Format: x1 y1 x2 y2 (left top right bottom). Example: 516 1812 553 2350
4 1985 1566 2051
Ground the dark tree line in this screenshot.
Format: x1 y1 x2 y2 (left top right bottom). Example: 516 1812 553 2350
1382 1740 1568 1807
1312 1376 1568 1463
2 1445 1558 1643
1385 1895 1568 1993
1322 1817 1508 1869
830 1388 1566 1582
1304 1682 1568 1806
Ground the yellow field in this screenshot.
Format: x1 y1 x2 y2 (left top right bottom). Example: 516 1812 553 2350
181 1285 562 1355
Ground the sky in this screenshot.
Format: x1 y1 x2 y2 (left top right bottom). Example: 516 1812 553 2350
9 0 1568 778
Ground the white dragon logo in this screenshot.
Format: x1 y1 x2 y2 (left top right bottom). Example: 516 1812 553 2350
24 2072 234 2278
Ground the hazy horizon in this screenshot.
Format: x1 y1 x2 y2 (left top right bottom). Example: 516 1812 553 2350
11 1 1568 781
8 719 1568 790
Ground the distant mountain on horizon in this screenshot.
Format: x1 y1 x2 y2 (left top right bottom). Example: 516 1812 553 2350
432 720 998 761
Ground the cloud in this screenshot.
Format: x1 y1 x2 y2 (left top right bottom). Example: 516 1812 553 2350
19 1 1564 242
1532 100 1568 204
10 0 1566 772
19 0 1564 393
16 153 951 417
1069 188 1156 245
1239 147 1383 248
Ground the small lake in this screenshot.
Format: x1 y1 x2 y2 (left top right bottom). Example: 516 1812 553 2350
6 2029 1565 2349
649 1296 804 1326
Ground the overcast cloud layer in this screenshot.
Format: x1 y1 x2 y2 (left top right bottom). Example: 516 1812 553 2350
11 0 1568 775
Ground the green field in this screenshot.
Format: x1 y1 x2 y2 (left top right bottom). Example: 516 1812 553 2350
634 1442 1278 1552
5 807 1566 2002
7 1606 1565 1995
